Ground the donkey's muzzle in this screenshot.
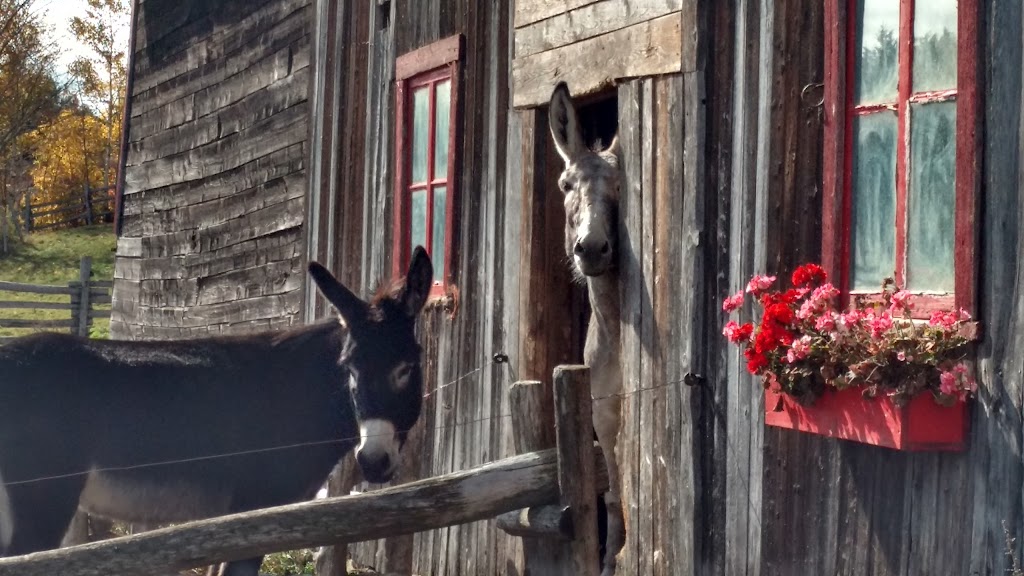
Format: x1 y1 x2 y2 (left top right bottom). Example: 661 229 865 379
357 451 394 483
574 238 613 276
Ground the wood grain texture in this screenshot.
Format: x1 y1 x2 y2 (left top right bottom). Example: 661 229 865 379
514 0 681 59
112 0 311 340
503 380 573 573
512 13 682 108
513 0 602 28
0 448 593 576
616 78 643 574
553 365 600 575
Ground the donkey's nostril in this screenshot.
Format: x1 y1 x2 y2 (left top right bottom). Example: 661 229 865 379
600 241 610 255
573 240 585 255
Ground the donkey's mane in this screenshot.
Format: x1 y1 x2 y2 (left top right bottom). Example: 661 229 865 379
370 279 405 307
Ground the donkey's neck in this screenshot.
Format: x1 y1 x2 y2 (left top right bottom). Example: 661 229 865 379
585 271 620 348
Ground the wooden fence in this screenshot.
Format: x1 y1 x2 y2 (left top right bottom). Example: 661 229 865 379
20 185 115 232
0 366 606 576
0 257 112 344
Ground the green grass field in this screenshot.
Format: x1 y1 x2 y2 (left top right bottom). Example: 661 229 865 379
0 225 117 340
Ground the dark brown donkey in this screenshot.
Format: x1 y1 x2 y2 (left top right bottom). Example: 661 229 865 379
0 247 434 576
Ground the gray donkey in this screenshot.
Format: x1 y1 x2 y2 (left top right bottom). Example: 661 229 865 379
549 82 625 576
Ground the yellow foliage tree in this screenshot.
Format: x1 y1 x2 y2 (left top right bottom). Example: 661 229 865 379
22 109 109 227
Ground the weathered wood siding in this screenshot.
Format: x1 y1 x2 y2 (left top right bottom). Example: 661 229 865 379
511 0 685 107
306 0 1024 574
307 0 545 574
608 1 1023 575
111 0 312 339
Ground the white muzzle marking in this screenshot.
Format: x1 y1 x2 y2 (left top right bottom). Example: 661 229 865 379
357 419 399 473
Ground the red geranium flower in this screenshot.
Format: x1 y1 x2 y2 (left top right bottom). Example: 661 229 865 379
791 263 827 287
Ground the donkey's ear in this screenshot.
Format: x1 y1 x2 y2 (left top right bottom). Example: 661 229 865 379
309 261 368 326
400 246 434 317
548 82 585 165
604 135 621 160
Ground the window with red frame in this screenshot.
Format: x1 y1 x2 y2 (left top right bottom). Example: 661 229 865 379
822 0 978 316
393 35 461 295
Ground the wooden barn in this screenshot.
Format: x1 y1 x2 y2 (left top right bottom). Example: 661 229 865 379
111 0 1024 574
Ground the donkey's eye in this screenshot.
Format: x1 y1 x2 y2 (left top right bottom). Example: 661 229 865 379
393 364 413 388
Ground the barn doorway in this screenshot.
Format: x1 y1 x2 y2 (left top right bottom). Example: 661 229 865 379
521 86 620 564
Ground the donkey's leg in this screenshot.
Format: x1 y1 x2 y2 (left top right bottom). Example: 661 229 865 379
2 476 85 556
593 395 624 576
216 557 264 576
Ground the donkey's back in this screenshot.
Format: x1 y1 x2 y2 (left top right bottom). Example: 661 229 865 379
0 323 354 556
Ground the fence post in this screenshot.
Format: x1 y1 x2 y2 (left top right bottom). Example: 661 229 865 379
22 190 32 233
499 381 570 575
83 184 94 226
553 365 600 576
77 257 92 337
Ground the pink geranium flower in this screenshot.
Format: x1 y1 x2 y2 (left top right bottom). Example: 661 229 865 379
939 371 958 396
722 290 745 313
889 290 914 313
746 274 776 295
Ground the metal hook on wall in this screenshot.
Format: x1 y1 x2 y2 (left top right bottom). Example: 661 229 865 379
800 82 825 109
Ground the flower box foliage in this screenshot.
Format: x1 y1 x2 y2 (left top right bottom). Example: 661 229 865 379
722 263 976 450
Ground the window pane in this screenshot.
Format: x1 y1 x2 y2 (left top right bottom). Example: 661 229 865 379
854 0 900 105
431 185 446 283
907 101 956 293
434 80 451 178
411 87 430 183
411 189 427 254
913 1 957 92
850 112 897 291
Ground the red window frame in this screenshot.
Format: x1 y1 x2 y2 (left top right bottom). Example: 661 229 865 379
822 0 980 317
393 35 462 296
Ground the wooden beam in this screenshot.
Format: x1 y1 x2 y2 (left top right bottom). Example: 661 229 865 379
514 0 602 28
501 380 569 574
496 505 574 541
512 13 682 108
553 366 600 575
0 447 603 576
515 0 681 59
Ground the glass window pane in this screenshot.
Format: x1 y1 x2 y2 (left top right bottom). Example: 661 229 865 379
913 1 957 92
431 185 446 283
434 80 451 177
410 189 427 254
854 0 900 105
411 87 429 183
907 101 956 293
850 112 897 291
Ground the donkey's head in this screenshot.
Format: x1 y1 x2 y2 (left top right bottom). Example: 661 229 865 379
549 82 621 280
308 247 433 483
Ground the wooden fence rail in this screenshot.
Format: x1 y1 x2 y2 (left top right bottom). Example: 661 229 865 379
19 185 115 232
0 366 606 576
0 257 112 344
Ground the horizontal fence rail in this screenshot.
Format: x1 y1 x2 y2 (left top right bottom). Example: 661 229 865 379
0 445 603 576
0 366 607 576
0 257 111 343
17 185 115 232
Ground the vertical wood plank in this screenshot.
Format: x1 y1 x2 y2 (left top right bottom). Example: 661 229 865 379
724 1 763 575
616 78 643 574
553 366 600 576
969 2 1024 575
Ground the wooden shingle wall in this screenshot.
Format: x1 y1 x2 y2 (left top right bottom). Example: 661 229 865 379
111 0 312 339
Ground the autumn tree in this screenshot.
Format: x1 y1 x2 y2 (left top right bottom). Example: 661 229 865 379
70 0 130 191
0 0 66 251
23 107 108 224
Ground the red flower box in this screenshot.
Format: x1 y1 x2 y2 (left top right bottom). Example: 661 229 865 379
764 387 967 451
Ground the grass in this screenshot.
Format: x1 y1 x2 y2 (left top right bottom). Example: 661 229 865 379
0 224 117 340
